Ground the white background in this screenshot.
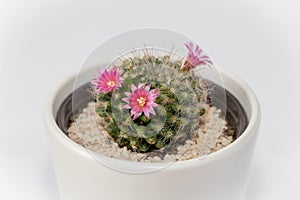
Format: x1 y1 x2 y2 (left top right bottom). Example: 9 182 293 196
1 0 300 199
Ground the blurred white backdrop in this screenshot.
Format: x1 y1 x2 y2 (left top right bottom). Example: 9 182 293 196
0 0 299 199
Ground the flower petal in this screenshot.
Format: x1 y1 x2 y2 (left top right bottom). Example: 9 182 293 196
145 84 151 92
122 97 129 103
144 109 150 119
132 112 142 120
138 83 144 89
148 107 156 115
123 104 131 109
131 84 137 92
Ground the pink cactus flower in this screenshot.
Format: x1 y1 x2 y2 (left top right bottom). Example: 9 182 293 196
91 67 124 93
122 83 160 120
183 42 212 70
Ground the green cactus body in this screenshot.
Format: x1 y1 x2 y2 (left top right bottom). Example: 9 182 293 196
95 53 208 153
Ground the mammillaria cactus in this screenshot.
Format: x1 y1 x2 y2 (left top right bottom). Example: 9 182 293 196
91 42 212 153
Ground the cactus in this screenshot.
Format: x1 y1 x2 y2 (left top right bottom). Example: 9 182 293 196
91 44 211 153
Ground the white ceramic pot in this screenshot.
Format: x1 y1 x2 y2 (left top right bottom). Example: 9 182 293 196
45 67 261 200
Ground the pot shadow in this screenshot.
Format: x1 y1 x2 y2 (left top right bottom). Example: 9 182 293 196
38 153 60 200
245 160 266 199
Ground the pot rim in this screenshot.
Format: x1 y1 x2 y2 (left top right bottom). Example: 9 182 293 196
45 67 261 171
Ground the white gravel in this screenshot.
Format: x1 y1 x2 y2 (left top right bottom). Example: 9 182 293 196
68 102 234 163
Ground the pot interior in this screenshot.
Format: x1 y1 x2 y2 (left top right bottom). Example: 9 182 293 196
56 82 248 144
